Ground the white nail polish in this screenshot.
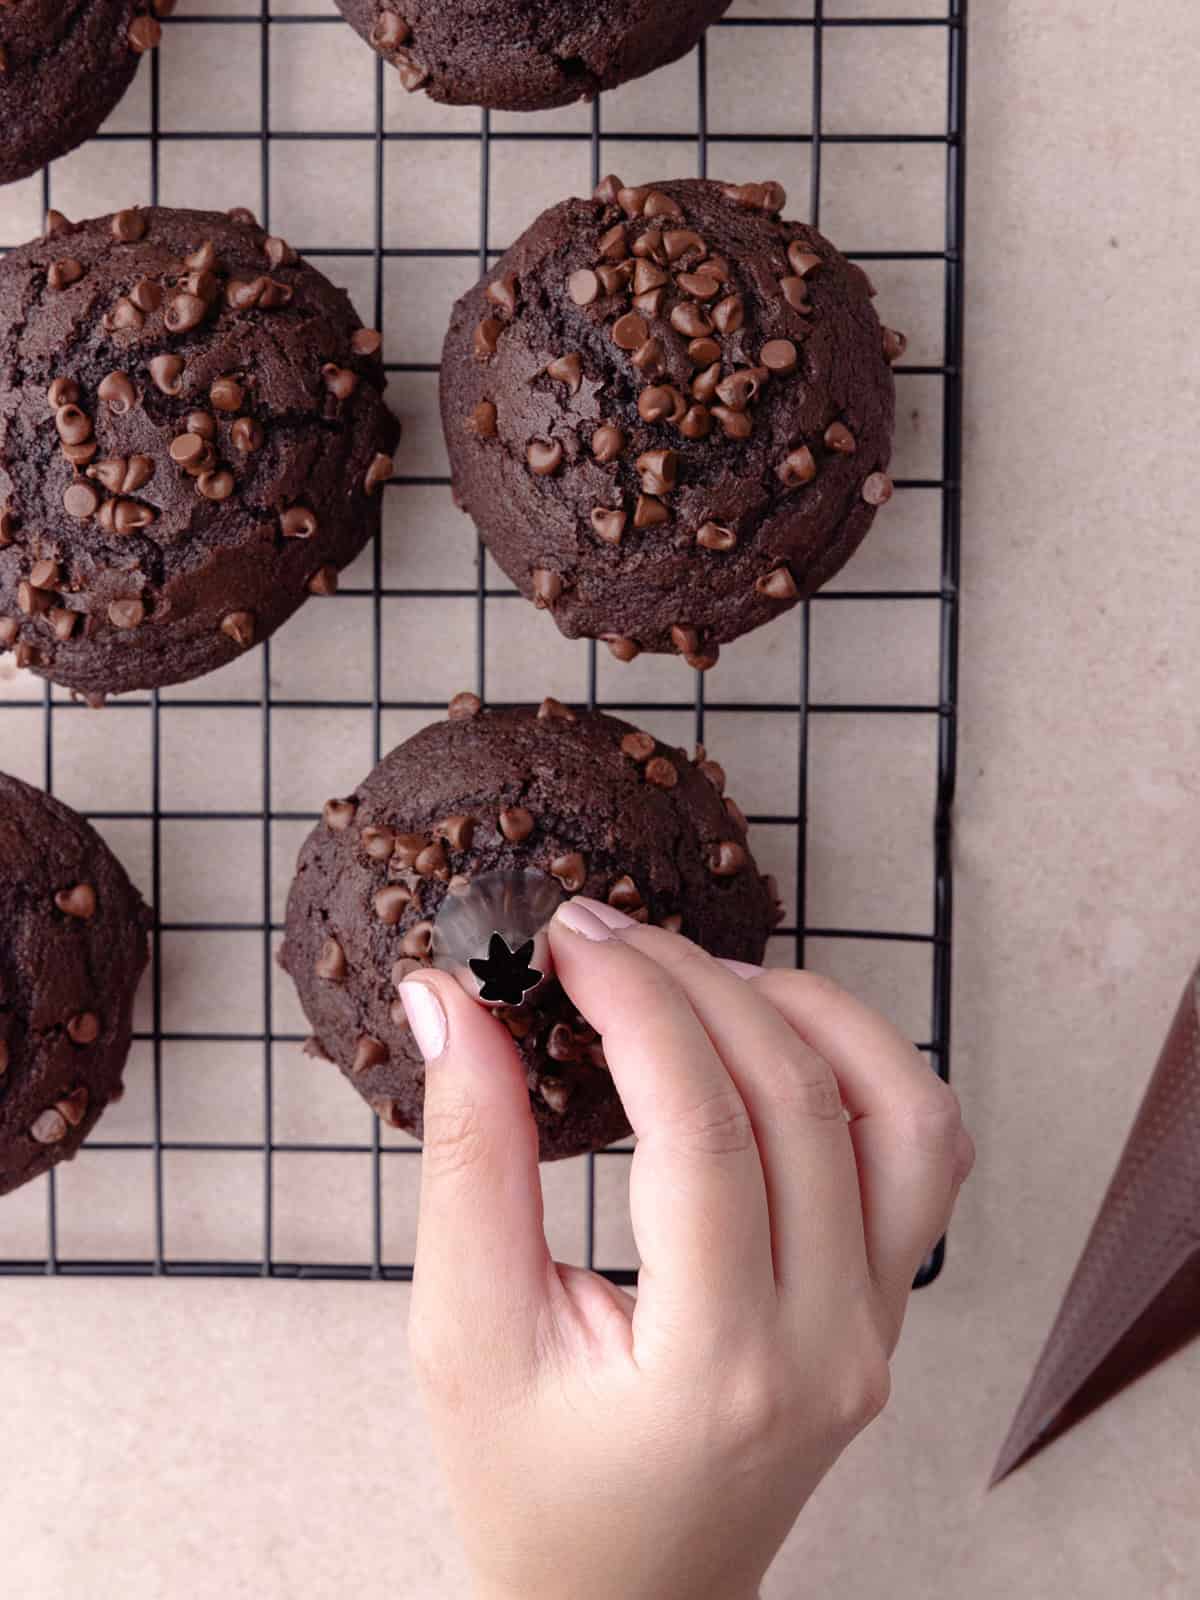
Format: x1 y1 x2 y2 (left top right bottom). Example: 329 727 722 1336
400 980 448 1061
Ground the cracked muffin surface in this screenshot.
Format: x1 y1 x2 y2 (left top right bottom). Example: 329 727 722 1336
281 697 779 1162
0 204 399 699
0 770 150 1197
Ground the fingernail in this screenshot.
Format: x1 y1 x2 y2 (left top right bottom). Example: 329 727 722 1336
400 979 448 1061
555 900 615 941
569 895 637 931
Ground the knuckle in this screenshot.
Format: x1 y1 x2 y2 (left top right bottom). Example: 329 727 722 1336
420 1093 490 1178
901 1081 964 1161
669 1087 756 1157
777 1061 844 1122
837 1350 893 1434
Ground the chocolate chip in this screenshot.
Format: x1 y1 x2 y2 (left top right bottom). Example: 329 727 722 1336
186 410 217 441
307 565 339 597
447 691 481 720
777 446 817 487
0 618 17 645
659 912 684 934
664 229 705 262
315 938 347 981
711 405 753 440
352 1036 387 1075
593 174 623 205
678 404 712 440
643 191 684 220
128 277 162 314
30 558 60 590
389 833 423 871
676 271 720 301
637 385 677 423
779 276 811 313
691 362 721 403
636 448 678 496
568 268 600 306
633 494 669 529
17 580 48 615
352 328 383 357
61 440 98 468
55 883 96 919
49 609 78 641
617 186 649 217
466 400 497 437
608 875 643 911
182 267 219 305
88 458 128 492
474 317 503 358
147 354 183 397
415 839 449 879
486 273 518 315
612 312 648 351
532 568 562 608
55 404 92 445
700 759 727 793
631 227 665 263
538 1075 571 1113
548 851 587 892
221 611 255 650
787 243 822 277
111 208 147 242
30 1108 68 1145
527 439 564 475
618 733 654 767
55 1086 87 1130
208 375 243 413
591 423 624 463
696 521 736 552
715 368 764 411
631 337 665 376
669 301 712 339
670 624 699 656
374 884 411 925
537 696 576 722
645 756 678 788
67 1010 101 1046
605 636 640 662
434 813 476 852
391 958 422 992
393 48 429 91
704 255 733 283
632 288 665 317
323 798 357 831
401 921 434 959
281 506 318 539
595 264 627 296
231 417 265 453
163 289 207 336
862 472 894 506
761 338 798 374
360 825 395 861
98 371 136 414
169 433 208 469
196 469 234 502
824 421 856 454
44 209 75 240
108 598 146 629
882 327 907 363
545 1025 577 1065
546 353 583 393
499 806 534 843
47 378 79 409
102 297 144 335
756 567 798 601
47 258 84 291
63 482 100 520
630 260 667 297
711 294 745 334
597 223 628 260
365 453 393 494
113 499 156 534
709 839 747 877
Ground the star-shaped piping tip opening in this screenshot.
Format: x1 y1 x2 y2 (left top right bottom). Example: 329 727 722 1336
468 932 544 1006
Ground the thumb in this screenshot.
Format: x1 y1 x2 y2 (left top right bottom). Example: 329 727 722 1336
403 971 552 1371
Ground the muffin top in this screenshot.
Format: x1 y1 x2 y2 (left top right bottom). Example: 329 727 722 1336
0 770 151 1197
335 0 732 111
0 1 167 187
441 176 900 667
0 204 399 699
282 696 779 1161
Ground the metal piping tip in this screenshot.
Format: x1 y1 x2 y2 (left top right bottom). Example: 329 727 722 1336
431 869 565 1008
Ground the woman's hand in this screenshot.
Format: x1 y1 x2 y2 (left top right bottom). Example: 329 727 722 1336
400 897 973 1600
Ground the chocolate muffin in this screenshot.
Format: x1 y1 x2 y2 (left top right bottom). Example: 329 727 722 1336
0 771 151 1197
441 176 901 668
0 205 400 700
281 695 779 1161
0 2 170 188
335 0 731 111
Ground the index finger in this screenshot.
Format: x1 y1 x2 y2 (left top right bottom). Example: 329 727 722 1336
549 900 777 1353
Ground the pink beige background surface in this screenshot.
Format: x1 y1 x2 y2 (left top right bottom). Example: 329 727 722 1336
3 2 1200 1595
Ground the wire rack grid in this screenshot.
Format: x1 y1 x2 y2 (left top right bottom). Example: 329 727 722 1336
0 0 966 1286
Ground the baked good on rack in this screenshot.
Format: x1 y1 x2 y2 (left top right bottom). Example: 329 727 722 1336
0 771 151 1197
334 0 731 110
0 204 400 700
440 176 900 669
0 1 171 187
281 695 779 1161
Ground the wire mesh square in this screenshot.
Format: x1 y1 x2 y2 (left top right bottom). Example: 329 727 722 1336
0 2 966 1287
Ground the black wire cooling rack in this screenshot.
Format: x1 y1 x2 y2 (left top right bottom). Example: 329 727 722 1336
0 2 966 1286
